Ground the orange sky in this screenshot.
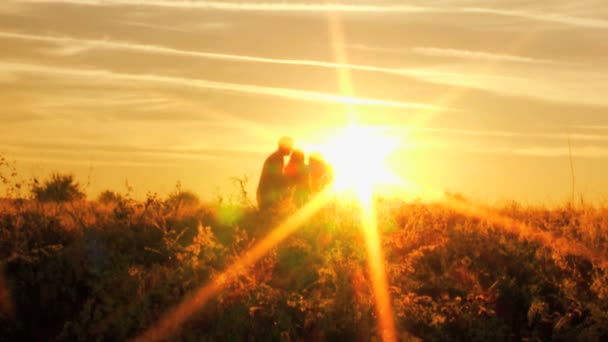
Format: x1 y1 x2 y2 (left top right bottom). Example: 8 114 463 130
1 0 608 204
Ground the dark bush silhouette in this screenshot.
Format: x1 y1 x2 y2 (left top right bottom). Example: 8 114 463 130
166 189 200 211
31 173 85 202
97 190 123 205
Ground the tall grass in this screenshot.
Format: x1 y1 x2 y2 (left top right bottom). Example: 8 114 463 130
1 184 607 340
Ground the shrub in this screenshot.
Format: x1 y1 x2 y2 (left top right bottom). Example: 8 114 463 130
166 182 200 212
31 173 85 202
97 190 123 205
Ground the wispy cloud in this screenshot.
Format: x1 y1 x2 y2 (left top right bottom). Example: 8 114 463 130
483 146 608 158
391 122 608 158
0 31 423 77
2 139 264 160
117 21 190 33
0 72 18 83
184 22 233 31
14 0 433 12
0 2 25 14
573 125 608 131
32 93 177 112
414 141 608 158
351 44 559 65
0 30 571 108
0 86 193 120
8 129 607 162
462 7 608 29
6 154 182 168
348 44 411 55
118 20 233 33
391 126 608 143
399 66 608 107
13 0 608 29
0 113 46 123
411 47 557 65
0 61 443 110
3 30 606 107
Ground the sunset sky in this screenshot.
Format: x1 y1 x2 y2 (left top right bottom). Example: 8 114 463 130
1 0 608 204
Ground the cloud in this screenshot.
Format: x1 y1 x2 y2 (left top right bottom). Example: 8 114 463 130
390 123 608 158
118 20 233 33
117 21 190 33
410 126 608 143
33 93 176 111
0 72 19 83
8 128 606 164
8 154 182 168
0 2 26 14
3 30 589 108
410 47 558 65
350 44 560 65
2 30 604 107
348 44 411 55
14 0 433 12
0 61 443 110
183 22 233 31
413 141 608 158
13 1 608 29
0 31 435 79
462 7 608 29
397 65 608 107
385 126 608 150
489 146 608 158
2 139 265 159
573 125 608 131
0 113 47 123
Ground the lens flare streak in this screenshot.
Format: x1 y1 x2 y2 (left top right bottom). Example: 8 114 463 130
136 189 334 342
359 192 397 342
441 196 608 266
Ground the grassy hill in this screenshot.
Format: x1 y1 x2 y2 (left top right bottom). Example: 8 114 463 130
1 190 607 341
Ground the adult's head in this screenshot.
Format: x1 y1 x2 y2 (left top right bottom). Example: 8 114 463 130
278 136 294 156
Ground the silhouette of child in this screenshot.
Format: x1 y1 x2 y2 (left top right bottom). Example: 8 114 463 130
309 152 333 193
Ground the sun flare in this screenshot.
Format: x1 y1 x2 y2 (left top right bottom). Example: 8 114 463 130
319 125 402 200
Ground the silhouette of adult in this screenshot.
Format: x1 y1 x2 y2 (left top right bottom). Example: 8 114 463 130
257 136 294 210
285 149 311 207
309 152 333 193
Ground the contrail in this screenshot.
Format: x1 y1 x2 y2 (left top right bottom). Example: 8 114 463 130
410 47 557 65
0 31 458 89
462 7 608 29
13 0 608 28
0 61 444 110
14 0 434 12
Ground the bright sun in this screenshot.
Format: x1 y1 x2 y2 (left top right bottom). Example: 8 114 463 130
318 125 402 202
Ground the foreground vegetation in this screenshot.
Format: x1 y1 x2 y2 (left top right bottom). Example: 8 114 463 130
1 172 608 341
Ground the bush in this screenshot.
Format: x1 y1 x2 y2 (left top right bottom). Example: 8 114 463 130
31 174 85 202
97 190 123 205
166 182 200 212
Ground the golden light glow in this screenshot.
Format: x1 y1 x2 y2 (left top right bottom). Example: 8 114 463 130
359 193 397 341
320 124 402 198
136 189 334 342
440 195 608 265
324 9 399 340
313 125 400 342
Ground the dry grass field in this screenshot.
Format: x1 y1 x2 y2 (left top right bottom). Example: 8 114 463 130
1 172 607 341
